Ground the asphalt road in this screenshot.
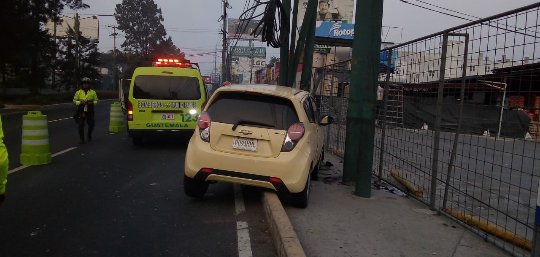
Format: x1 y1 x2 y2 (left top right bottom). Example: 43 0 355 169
0 103 276 257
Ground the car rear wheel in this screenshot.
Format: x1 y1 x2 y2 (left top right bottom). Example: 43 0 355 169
312 149 324 180
290 173 311 208
184 175 209 198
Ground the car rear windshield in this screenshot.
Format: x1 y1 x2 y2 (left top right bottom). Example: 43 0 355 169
133 75 201 100
207 92 299 130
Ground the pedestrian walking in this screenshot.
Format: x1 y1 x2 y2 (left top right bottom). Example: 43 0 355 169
73 77 98 144
0 115 8 206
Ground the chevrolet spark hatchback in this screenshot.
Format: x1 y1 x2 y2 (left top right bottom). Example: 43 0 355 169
183 85 332 208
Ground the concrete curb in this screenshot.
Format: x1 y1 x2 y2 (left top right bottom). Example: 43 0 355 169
262 191 307 257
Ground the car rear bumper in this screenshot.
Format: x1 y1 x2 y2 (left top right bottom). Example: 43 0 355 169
184 136 312 193
128 129 194 138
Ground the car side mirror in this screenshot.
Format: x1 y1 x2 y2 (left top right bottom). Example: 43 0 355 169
319 115 334 126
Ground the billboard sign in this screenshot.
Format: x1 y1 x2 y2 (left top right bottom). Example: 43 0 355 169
227 18 261 40
298 0 354 24
230 46 266 58
315 21 355 41
46 16 99 40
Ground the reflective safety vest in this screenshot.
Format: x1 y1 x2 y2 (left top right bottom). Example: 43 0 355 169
73 89 99 112
0 115 8 195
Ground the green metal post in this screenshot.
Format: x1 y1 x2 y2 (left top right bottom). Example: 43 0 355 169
300 7 316 91
342 0 384 197
280 0 291 86
290 0 300 59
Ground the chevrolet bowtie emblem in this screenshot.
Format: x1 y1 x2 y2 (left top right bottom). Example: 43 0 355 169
240 130 253 135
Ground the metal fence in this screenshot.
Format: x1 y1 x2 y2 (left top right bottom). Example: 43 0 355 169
314 3 540 256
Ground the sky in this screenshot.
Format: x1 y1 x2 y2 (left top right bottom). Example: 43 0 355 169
74 0 539 75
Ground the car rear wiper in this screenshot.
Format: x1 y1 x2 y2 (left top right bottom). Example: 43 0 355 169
232 120 275 131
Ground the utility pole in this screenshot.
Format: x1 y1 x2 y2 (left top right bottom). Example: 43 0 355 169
342 0 385 197
52 14 57 90
299 2 316 91
288 0 317 87
214 44 218 84
75 12 80 89
109 25 119 91
249 39 254 84
221 0 229 83
279 0 291 86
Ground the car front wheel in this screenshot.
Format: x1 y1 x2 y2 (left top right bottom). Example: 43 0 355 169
184 175 209 198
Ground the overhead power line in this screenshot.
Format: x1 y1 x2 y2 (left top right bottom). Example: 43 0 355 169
399 0 540 38
412 0 480 19
399 0 474 21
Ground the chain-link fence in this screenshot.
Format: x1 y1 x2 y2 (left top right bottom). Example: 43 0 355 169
314 3 540 256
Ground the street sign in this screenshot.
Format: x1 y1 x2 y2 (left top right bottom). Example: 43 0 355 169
230 46 266 58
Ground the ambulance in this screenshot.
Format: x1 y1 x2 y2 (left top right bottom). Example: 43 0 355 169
126 57 207 145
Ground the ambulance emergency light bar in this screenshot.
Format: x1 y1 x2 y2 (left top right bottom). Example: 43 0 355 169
153 57 192 67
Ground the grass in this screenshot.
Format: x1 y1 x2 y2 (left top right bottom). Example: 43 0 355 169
0 91 118 105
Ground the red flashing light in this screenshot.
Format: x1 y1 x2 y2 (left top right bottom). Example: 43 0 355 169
127 101 133 121
153 56 191 67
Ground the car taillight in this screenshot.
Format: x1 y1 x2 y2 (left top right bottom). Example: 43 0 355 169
281 123 305 152
200 168 213 173
127 101 133 121
198 112 211 142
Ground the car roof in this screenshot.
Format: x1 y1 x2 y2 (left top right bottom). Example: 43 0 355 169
216 84 309 101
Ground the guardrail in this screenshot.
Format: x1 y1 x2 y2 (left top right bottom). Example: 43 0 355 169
314 3 540 256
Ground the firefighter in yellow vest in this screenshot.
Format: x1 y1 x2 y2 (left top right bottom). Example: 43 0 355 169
73 77 98 144
0 114 8 206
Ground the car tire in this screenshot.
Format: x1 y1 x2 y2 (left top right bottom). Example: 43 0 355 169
312 150 324 180
184 175 209 198
290 173 311 208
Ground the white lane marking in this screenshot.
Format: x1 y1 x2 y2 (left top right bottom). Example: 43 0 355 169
236 221 253 257
7 165 28 175
7 147 77 175
234 184 246 215
234 185 252 257
48 117 72 123
51 147 77 157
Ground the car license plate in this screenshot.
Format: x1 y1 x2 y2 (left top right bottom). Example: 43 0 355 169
232 137 257 152
161 113 175 120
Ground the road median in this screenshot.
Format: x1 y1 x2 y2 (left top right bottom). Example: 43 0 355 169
262 191 307 257
0 99 116 116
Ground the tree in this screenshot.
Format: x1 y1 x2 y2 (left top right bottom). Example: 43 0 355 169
57 23 100 91
115 0 181 57
0 0 88 92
